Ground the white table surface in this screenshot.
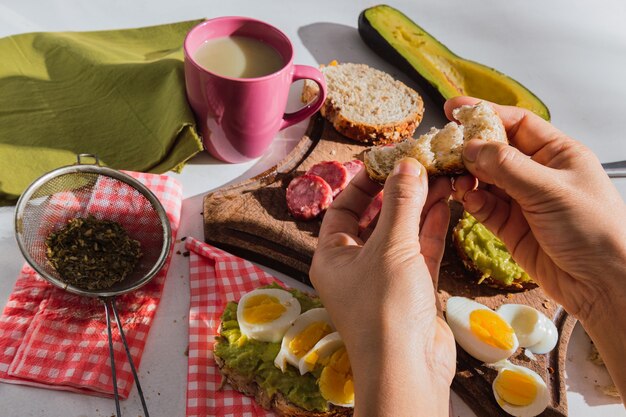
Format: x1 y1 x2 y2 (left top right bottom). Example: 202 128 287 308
1 0 625 416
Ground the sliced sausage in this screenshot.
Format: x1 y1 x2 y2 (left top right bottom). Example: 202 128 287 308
343 159 365 183
306 161 349 197
358 191 383 230
286 174 334 221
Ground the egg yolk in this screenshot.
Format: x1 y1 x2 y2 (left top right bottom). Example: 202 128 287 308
289 322 333 358
469 309 516 350
319 347 354 405
242 294 286 324
494 369 538 406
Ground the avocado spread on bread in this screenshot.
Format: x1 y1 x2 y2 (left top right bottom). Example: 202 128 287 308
453 212 534 289
214 285 329 411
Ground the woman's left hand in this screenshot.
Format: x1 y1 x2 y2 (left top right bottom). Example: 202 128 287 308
310 158 456 417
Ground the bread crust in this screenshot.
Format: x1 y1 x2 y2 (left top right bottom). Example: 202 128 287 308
364 158 465 183
214 354 353 417
319 96 424 144
451 220 537 292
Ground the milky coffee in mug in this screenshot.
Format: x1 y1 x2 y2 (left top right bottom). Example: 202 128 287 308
184 18 327 163
192 36 284 79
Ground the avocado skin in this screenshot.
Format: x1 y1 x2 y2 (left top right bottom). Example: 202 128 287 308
358 5 551 121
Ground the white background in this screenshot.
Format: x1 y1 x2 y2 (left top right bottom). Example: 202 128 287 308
0 0 625 416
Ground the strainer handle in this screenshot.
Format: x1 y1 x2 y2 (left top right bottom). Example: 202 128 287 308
103 298 151 417
76 153 101 166
104 299 123 417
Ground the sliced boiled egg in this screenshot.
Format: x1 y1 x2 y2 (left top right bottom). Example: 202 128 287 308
319 346 354 408
298 331 344 375
497 304 558 354
236 288 301 343
446 297 519 363
274 308 335 372
492 361 549 417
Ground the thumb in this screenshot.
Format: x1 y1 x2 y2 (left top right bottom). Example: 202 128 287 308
370 157 428 247
463 139 555 202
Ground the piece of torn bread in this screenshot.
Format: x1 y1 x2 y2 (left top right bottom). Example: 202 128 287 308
364 101 507 181
302 62 424 144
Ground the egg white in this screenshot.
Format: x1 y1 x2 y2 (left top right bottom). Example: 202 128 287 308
236 288 301 343
274 308 334 372
492 361 549 417
446 296 519 363
497 304 558 354
298 331 344 375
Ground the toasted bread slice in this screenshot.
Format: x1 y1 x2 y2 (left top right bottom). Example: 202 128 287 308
364 101 507 181
214 355 352 417
302 63 424 144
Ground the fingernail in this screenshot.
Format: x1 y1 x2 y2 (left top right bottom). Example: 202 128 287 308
392 157 424 177
450 177 456 192
463 139 485 163
463 189 483 212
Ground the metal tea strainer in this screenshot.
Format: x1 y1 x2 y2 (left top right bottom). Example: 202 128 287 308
14 154 172 417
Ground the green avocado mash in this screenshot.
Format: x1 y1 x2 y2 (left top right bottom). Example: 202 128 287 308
214 284 328 412
455 212 533 286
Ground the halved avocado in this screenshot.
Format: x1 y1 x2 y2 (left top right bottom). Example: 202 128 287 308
358 5 550 120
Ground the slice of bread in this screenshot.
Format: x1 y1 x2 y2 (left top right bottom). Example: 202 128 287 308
364 101 507 181
302 63 424 144
215 355 353 417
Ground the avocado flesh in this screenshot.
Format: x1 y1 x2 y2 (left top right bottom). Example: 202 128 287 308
456 212 534 287
360 5 550 121
214 285 329 412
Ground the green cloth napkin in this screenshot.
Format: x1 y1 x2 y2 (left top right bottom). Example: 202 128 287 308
0 19 205 205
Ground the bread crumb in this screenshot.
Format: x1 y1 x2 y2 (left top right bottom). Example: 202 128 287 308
588 341 604 365
599 384 621 398
589 341 621 398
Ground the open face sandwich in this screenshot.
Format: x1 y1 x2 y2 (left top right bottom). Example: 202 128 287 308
214 284 353 416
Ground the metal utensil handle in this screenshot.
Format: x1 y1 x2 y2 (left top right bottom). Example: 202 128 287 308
104 300 122 417
103 298 150 417
111 299 150 417
76 154 101 166
603 161 626 178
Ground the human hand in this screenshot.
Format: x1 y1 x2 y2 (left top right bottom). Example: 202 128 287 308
446 96 626 397
445 96 626 324
310 158 455 416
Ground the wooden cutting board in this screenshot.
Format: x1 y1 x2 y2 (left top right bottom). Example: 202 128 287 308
203 115 576 416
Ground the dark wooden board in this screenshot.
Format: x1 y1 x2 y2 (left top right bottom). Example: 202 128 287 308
203 115 576 416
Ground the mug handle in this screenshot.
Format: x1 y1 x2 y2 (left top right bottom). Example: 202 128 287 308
280 65 327 130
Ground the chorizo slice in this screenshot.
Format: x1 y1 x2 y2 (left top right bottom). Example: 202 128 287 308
306 161 349 197
286 174 333 221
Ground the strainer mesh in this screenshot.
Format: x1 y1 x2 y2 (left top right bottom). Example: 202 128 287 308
16 169 168 295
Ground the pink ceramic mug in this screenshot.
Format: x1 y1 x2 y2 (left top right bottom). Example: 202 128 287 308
184 17 327 163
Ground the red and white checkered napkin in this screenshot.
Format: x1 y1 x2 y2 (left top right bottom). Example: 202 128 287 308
185 237 285 417
0 171 182 398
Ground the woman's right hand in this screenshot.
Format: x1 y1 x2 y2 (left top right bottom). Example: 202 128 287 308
445 96 626 397
446 96 626 324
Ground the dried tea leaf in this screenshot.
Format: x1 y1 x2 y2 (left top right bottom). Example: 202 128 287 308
45 216 142 290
